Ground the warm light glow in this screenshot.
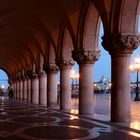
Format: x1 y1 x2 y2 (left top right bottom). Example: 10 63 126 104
70 109 79 116
70 70 75 79
71 70 75 75
94 84 97 87
75 73 79 79
129 122 140 137
134 63 140 70
131 122 140 129
129 65 134 71
70 69 79 80
70 74 74 78
129 57 140 71
135 58 140 63
1 85 4 89
108 83 112 87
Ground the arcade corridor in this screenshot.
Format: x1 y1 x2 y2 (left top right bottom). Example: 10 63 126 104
0 0 140 139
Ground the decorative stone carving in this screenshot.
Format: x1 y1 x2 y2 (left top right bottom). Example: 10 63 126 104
72 49 100 65
24 71 29 79
20 76 26 81
10 75 16 83
15 74 21 82
25 70 38 79
56 58 75 70
43 64 59 74
102 33 140 55
38 72 46 77
14 72 25 81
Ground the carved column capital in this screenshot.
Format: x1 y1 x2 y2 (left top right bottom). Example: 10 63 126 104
56 58 75 70
72 49 100 65
10 77 16 83
20 76 26 81
43 64 59 74
102 33 140 56
25 70 38 79
16 75 21 82
38 72 46 77
32 73 38 79
24 71 29 79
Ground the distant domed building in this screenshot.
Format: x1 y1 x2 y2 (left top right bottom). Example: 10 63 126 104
93 76 111 94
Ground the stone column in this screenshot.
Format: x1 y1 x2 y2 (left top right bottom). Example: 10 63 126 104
19 79 23 100
12 81 16 98
31 73 39 105
72 49 100 115
56 58 75 110
17 80 20 99
45 64 59 108
13 82 16 98
23 77 28 100
39 72 47 106
102 33 140 122
15 81 18 98
27 78 31 103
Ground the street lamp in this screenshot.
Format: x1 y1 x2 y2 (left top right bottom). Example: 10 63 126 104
129 58 140 101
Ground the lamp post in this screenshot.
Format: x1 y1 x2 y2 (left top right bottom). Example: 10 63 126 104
130 58 140 101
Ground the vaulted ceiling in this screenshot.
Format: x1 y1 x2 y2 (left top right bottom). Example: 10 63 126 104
0 0 139 77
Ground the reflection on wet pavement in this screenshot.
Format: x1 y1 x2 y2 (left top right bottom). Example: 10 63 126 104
0 95 139 139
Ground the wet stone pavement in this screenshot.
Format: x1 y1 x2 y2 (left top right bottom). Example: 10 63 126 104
0 95 140 140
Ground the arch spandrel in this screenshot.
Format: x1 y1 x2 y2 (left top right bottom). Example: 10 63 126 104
38 54 45 73
48 43 56 64
119 0 139 33
77 1 101 52
83 3 100 50
61 29 74 58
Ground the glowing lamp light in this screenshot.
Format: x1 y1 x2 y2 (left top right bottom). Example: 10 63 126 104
75 73 79 79
135 58 140 63
108 83 112 87
94 84 97 87
129 65 134 71
1 85 4 89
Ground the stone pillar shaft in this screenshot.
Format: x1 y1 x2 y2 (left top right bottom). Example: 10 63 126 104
31 76 39 104
60 69 71 110
102 33 140 122
17 81 20 99
47 72 58 107
111 55 131 122
39 73 47 106
47 65 58 108
13 83 16 98
27 78 31 103
23 79 27 100
19 80 23 100
56 58 75 110
79 64 94 114
72 49 100 115
15 82 18 98
14 82 17 98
